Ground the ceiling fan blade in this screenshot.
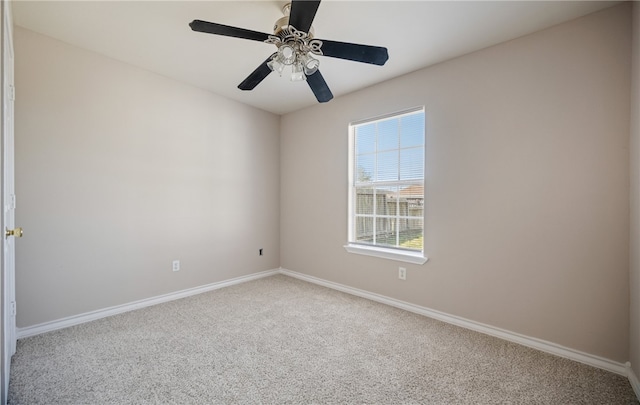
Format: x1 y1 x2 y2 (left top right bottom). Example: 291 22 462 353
238 54 276 91
289 0 321 33
316 39 389 66
189 20 270 42
306 70 333 103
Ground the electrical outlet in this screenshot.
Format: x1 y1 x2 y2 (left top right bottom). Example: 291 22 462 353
398 267 406 280
172 260 180 272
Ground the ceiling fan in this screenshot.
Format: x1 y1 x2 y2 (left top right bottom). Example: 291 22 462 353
189 0 389 103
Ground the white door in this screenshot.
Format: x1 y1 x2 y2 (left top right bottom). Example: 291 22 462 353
1 0 16 403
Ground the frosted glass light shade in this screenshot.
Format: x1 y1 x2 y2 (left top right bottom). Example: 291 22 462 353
291 62 306 82
267 58 285 76
301 53 319 75
278 45 296 65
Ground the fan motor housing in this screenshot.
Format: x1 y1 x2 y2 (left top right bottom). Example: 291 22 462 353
273 16 314 38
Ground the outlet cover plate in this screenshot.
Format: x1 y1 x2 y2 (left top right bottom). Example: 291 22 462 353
399 267 406 280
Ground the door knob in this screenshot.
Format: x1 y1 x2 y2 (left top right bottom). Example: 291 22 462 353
5 227 23 238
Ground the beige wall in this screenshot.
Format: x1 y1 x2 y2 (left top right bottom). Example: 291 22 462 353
14 27 281 327
281 5 631 362
630 1 640 379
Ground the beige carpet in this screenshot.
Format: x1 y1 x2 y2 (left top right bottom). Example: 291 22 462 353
8 274 639 404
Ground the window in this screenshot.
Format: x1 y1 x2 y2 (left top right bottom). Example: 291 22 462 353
345 107 427 264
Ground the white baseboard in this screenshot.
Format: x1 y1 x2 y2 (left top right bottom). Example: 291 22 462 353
628 363 640 401
278 268 628 376
17 268 280 339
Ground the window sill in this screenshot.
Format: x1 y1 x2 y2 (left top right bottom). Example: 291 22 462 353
343 244 428 264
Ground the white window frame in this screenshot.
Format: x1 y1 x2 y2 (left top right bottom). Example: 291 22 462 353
344 107 428 265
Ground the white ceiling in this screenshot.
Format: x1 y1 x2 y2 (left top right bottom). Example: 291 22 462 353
12 0 620 115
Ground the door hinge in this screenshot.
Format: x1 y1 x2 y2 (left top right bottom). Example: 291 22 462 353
10 301 16 317
9 85 15 101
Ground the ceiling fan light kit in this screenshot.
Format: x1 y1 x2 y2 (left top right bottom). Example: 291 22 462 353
189 0 389 103
265 25 322 81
